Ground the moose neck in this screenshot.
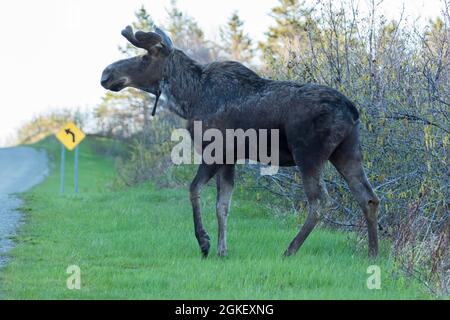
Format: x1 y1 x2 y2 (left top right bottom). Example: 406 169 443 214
161 49 203 120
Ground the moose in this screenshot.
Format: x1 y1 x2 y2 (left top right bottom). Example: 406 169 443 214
101 26 380 258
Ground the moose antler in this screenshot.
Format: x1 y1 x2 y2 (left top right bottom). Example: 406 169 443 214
121 25 162 51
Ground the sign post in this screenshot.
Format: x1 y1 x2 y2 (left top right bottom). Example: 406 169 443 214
56 122 86 194
74 145 79 193
60 144 66 194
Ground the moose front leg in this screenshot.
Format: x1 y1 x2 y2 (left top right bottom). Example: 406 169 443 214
215 165 235 257
190 164 220 257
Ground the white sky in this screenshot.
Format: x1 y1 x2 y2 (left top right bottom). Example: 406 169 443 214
0 0 445 146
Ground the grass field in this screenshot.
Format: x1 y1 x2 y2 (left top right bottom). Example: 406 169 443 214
0 136 430 299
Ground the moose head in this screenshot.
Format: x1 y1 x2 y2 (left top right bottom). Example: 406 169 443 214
101 26 174 95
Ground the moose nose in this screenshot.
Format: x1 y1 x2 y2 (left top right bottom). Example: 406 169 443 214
101 69 113 88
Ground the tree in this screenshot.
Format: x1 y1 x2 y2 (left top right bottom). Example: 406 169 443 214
166 0 212 63
219 11 254 64
420 16 450 129
95 91 146 139
16 108 88 144
260 0 311 58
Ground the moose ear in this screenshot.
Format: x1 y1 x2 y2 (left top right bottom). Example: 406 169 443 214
154 27 174 51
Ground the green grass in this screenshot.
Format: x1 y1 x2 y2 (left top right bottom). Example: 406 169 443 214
0 136 430 299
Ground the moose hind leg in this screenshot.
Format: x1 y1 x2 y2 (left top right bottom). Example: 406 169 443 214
215 165 235 257
284 166 329 257
330 129 380 257
190 164 220 257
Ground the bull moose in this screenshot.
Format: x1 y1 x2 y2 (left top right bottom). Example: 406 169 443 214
101 26 380 258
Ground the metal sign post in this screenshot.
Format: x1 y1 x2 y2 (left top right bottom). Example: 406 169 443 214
74 145 79 193
60 143 66 194
56 122 86 195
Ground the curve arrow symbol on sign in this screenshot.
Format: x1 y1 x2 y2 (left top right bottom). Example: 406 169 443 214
65 129 76 143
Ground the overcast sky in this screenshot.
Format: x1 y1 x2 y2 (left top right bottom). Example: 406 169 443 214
0 0 445 146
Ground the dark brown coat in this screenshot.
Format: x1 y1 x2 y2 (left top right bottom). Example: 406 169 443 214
101 26 380 258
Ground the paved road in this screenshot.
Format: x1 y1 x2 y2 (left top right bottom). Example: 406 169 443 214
0 147 48 267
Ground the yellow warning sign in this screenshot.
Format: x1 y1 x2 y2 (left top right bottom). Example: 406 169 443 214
56 122 86 151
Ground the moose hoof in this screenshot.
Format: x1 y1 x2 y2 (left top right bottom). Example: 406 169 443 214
368 249 378 260
283 247 297 257
283 250 292 257
217 248 228 258
200 241 210 257
197 233 211 258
